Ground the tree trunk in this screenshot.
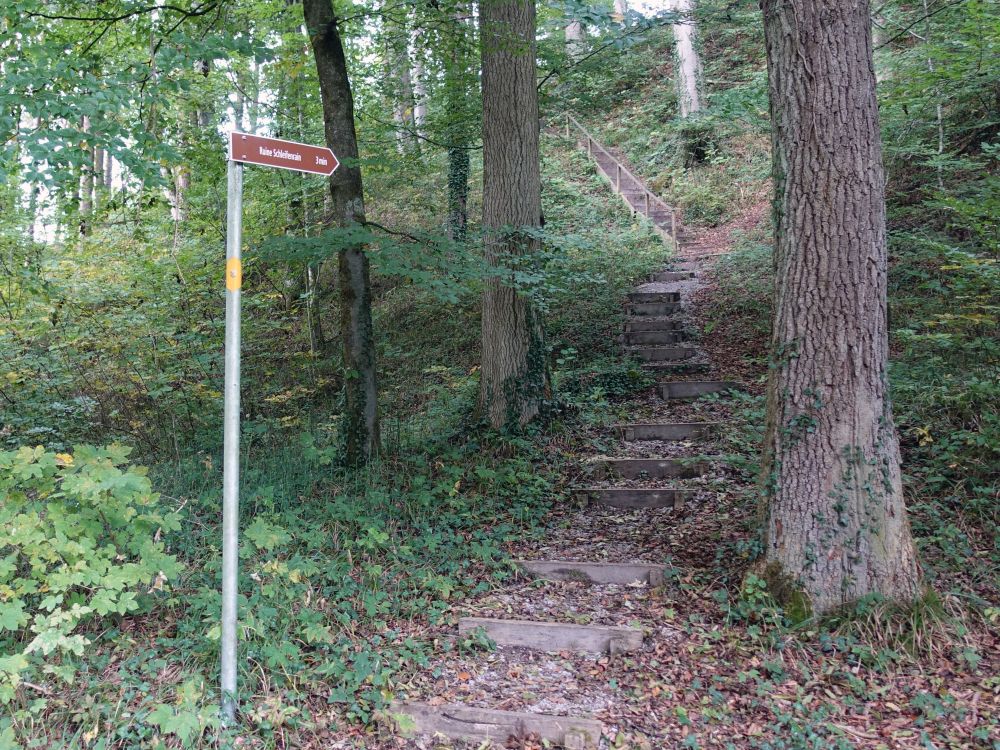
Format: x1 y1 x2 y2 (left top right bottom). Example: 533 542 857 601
670 0 702 117
103 149 113 189
446 3 472 241
759 0 921 616
79 115 93 235
392 56 416 151
303 0 380 464
612 0 628 22
411 29 428 140
93 147 105 210
565 19 585 62
479 0 550 428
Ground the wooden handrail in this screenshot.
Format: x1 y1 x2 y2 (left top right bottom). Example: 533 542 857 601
563 112 678 220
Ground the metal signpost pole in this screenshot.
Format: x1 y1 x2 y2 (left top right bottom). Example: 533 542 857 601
219 131 336 723
221 158 243 723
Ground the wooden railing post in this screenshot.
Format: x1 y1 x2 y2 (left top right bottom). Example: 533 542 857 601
587 137 592 157
671 209 677 244
616 164 621 193
565 113 570 139
644 191 650 215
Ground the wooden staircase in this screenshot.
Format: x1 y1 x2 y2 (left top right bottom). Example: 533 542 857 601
562 112 682 249
390 117 745 750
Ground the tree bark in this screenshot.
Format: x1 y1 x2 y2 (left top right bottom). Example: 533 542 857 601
565 19 585 62
391 40 416 151
669 0 703 117
479 0 550 429
103 149 113 189
93 147 105 209
759 0 921 616
411 29 428 140
446 3 472 241
303 0 380 464
79 115 93 235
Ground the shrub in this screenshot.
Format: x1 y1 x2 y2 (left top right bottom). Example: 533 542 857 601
0 445 182 702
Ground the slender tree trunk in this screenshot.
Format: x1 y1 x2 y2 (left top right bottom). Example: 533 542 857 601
175 166 189 222
79 115 93 235
479 0 550 428
446 3 472 241
93 147 104 211
397 57 416 149
103 150 113 189
411 29 428 140
303 0 380 464
298 98 327 355
759 0 921 616
922 0 945 189
565 19 585 62
670 0 703 117
613 0 628 22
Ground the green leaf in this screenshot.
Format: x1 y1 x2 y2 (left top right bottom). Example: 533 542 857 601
0 602 27 633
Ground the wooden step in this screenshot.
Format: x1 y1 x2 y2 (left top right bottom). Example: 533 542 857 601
658 380 740 399
626 302 681 316
630 346 697 362
595 457 708 480
639 281 687 293
617 422 718 441
458 617 643 654
390 701 602 749
628 291 680 304
624 318 682 332
641 361 711 374
625 330 685 346
651 271 695 282
579 487 693 509
515 560 665 586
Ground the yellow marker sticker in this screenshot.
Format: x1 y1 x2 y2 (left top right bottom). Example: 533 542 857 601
225 257 242 292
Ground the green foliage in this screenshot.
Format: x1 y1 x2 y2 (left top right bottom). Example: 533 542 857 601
0 445 182 703
887 236 999 597
714 573 785 639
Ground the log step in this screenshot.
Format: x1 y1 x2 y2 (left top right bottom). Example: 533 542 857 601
630 346 697 362
625 330 685 346
651 271 695 282
390 701 602 749
658 380 740 399
595 457 709 480
579 487 694 509
617 422 718 441
624 318 682 332
626 302 681 316
641 361 711 374
515 560 665 586
628 291 680 304
458 617 643 654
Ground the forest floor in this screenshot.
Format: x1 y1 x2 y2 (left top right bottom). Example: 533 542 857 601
323 208 1000 749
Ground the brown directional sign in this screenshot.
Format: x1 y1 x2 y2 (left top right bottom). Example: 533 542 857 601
229 132 339 176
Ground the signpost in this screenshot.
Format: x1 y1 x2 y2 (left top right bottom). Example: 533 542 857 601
229 132 339 176
221 132 338 723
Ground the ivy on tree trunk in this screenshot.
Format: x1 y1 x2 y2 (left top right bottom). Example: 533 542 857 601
759 0 921 615
478 0 551 429
303 0 380 465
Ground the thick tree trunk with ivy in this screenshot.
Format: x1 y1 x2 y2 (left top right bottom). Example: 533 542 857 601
759 0 921 616
303 0 380 464
479 0 550 428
